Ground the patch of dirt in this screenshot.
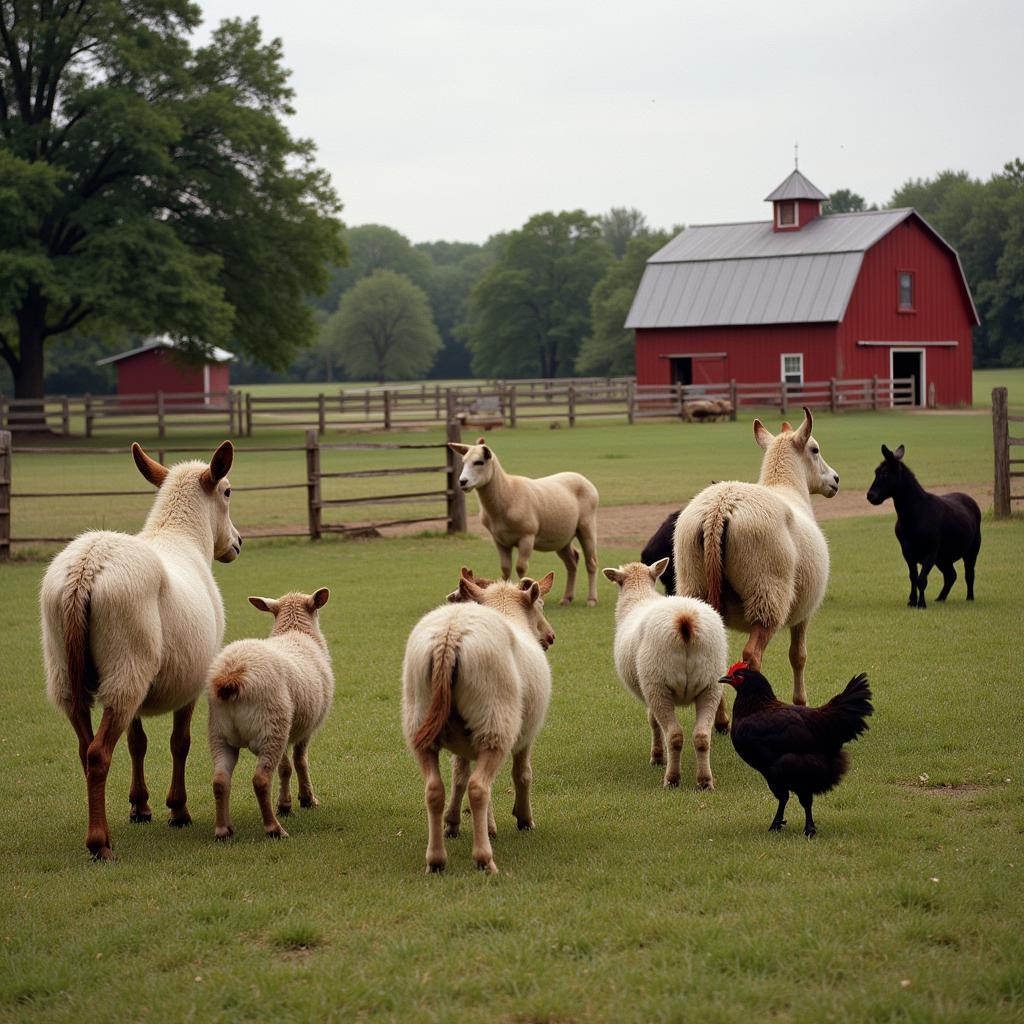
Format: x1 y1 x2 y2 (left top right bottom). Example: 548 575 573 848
895 783 990 799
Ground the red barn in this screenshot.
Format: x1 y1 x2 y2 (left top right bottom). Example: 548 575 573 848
97 335 233 403
626 169 978 406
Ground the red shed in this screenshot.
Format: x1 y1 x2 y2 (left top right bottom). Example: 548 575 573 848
97 335 233 404
626 169 978 406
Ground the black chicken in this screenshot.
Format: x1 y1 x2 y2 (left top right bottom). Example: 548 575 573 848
720 662 873 836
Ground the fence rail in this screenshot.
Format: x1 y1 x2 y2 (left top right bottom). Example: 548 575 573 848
0 423 467 559
992 386 1023 517
2 375 918 439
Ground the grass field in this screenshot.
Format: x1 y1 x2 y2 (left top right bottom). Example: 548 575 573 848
2 414 1022 1023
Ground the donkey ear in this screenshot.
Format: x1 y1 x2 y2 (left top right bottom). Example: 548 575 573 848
459 577 485 603
481 445 492 461
475 436 487 445
311 588 330 609
525 581 541 604
448 442 469 456
201 440 233 492
249 596 276 614
649 557 670 581
753 420 774 451
780 421 793 433
603 567 625 585
460 566 475 580
536 571 555 596
792 407 813 449
132 443 169 488
892 444 905 461
881 443 892 459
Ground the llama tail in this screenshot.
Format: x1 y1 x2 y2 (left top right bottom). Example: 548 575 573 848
61 554 101 720
412 624 461 751
701 503 729 615
675 610 697 645
212 666 247 701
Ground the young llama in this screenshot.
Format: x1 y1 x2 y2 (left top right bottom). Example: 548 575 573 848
208 588 334 840
402 571 555 874
40 442 241 860
672 407 838 706
449 437 600 605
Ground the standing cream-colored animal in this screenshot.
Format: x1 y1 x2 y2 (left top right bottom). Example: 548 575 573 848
449 437 600 605
402 572 555 874
40 442 241 860
207 589 334 840
672 407 838 705
604 559 728 789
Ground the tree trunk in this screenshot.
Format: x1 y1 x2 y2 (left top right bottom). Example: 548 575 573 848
11 301 49 428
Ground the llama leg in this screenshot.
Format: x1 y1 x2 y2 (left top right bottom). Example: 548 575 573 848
714 694 730 734
166 702 194 827
253 733 290 838
576 520 599 606
277 751 294 816
514 535 535 580
511 746 535 830
742 623 775 672
127 718 152 823
788 621 809 706
692 685 720 790
647 692 684 788
444 755 470 837
916 555 936 609
293 739 319 808
935 562 956 601
496 543 513 581
415 747 447 872
211 742 239 840
85 707 128 860
487 800 498 839
648 708 664 766
555 543 579 605
69 704 94 776
468 747 505 873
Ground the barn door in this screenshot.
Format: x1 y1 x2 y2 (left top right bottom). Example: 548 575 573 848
670 357 693 386
891 349 924 406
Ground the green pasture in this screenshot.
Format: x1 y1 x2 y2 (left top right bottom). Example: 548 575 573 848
2 438 1023 1020
5 400 1008 552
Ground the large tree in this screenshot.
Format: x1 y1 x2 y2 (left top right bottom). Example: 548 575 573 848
325 269 441 383
465 211 612 379
0 2 344 401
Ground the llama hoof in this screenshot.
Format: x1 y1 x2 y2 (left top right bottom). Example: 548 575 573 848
130 808 152 823
587 598 597 607
443 823 460 838
560 597 573 606
804 826 817 838
425 861 447 874
697 779 715 791
650 752 665 766
715 721 731 735
488 825 498 839
663 776 680 789
476 858 499 874
265 825 289 839
90 846 116 862
277 803 293 817
300 795 320 809
168 812 192 829
214 826 234 841
516 818 535 831
769 820 787 832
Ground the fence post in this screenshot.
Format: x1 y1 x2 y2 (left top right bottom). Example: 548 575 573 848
84 393 93 437
676 382 684 418
509 385 518 429
928 382 936 409
383 389 392 430
626 380 635 424
245 392 253 436
872 375 879 411
157 391 166 439
226 391 234 433
0 395 6 430
434 384 441 421
568 383 576 427
446 416 467 534
780 382 788 415
830 378 838 414
0 430 10 560
318 393 326 435
61 396 70 436
729 379 738 421
305 428 322 540
993 386 1011 519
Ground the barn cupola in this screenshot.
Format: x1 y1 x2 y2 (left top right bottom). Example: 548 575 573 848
765 168 828 232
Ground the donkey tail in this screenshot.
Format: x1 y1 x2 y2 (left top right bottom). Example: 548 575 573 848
61 551 101 720
701 503 730 615
412 624 462 751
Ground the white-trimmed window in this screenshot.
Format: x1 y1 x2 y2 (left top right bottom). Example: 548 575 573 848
898 270 915 311
776 201 796 227
781 353 804 385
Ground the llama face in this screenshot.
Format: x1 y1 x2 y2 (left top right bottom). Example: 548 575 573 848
519 577 556 651
802 432 840 498
202 441 242 562
448 439 495 493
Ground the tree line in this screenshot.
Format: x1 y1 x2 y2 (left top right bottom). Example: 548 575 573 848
2 4 1021 401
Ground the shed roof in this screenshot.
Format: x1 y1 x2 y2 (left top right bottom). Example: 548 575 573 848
97 334 234 366
626 209 979 329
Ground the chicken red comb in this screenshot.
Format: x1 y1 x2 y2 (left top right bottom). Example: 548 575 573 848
727 660 749 676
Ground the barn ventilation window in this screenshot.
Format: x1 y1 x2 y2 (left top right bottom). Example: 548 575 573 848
777 201 796 227
781 353 804 385
898 271 915 311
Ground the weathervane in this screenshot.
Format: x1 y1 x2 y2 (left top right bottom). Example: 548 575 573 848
794 141 799 170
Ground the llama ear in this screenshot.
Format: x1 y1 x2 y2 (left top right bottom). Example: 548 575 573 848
649 557 670 581
476 436 486 445
525 581 541 605
311 588 329 609
780 421 793 432
481 445 492 461
603 567 625 585
536 571 555 596
519 577 534 591
459 576 485 603
448 442 469 456
460 566 475 580
201 440 233 492
753 420 774 450
249 596 276 614
792 407 813 449
132 443 169 488
892 444 905 461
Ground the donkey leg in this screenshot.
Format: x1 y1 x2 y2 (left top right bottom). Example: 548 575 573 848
211 742 239 840
85 707 128 861
468 747 505 873
293 738 319 809
647 708 665 766
576 520 599 606
444 755 470 837
127 718 152 823
555 543 579 605
965 535 980 600
692 685 721 790
166 702 195 827
647 691 684 788
902 552 919 606
511 746 535 830
788 621 809 706
415 747 447 872
916 556 936 610
277 750 294 816
935 562 956 602
742 623 775 673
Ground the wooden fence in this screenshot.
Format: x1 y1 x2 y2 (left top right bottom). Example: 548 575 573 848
992 386 1023 517
0 424 467 559
2 375 916 438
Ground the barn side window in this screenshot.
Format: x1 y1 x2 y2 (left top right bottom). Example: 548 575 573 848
776 201 796 227
898 270 915 311
781 353 804 385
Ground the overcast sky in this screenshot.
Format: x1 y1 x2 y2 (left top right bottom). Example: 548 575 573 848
196 0 1022 245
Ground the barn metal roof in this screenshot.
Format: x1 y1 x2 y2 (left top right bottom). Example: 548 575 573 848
626 209 979 329
97 334 234 366
764 169 829 202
